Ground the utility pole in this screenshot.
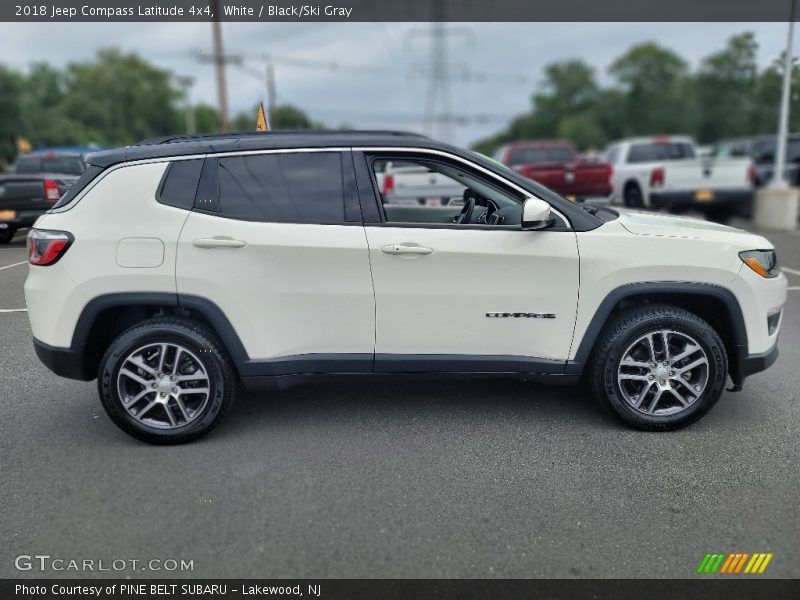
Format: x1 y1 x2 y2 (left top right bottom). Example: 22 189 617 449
175 76 196 134
755 0 799 231
772 0 797 187
425 21 450 141
210 0 229 132
266 61 276 124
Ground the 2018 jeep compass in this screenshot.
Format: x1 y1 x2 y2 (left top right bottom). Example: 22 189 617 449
24 131 786 443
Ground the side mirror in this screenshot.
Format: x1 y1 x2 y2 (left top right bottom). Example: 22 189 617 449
521 197 553 230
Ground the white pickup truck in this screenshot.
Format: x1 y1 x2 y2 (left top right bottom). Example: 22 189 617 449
374 160 467 207
604 136 755 221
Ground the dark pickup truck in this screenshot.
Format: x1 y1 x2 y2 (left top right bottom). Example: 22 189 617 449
494 140 613 200
0 152 85 243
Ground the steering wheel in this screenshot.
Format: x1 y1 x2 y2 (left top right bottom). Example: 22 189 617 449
457 190 477 224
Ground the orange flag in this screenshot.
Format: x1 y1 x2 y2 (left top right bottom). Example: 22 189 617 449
256 103 269 131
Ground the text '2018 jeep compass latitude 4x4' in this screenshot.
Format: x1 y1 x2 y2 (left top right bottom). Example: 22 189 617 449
25 131 787 444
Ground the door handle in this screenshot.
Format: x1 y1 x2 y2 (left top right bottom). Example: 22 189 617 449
381 243 434 256
192 237 247 249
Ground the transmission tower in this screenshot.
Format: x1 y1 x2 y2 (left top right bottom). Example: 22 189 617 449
407 1 469 142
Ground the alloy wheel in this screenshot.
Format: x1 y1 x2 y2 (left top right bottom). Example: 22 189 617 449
616 329 710 416
116 342 211 429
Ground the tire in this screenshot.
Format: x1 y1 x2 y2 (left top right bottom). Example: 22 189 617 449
705 206 733 224
0 228 14 244
590 305 727 431
623 183 644 208
98 317 237 444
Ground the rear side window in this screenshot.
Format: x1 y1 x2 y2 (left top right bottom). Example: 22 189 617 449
216 152 345 223
627 142 695 163
51 165 104 209
158 159 204 210
15 156 86 175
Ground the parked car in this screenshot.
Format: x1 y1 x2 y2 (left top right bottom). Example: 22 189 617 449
0 151 87 243
712 134 800 187
25 131 786 443
374 159 466 206
604 136 755 221
493 140 613 200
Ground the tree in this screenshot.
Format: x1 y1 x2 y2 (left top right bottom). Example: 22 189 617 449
694 33 759 142
608 42 691 135
753 53 800 136
57 48 181 145
230 104 320 132
0 66 23 163
471 59 607 153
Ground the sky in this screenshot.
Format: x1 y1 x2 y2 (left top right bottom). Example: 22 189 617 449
0 21 791 146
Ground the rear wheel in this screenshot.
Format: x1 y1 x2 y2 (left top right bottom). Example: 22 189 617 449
590 305 727 430
98 317 237 444
623 183 644 208
0 228 14 244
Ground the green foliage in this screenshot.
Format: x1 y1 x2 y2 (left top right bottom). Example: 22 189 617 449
0 49 318 164
472 32 800 155
0 66 24 163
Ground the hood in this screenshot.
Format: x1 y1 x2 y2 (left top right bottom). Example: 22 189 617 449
615 209 772 249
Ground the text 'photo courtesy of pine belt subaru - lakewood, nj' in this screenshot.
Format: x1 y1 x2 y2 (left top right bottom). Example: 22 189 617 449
24 131 787 444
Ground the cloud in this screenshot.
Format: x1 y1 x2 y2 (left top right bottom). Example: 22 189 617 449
0 21 788 146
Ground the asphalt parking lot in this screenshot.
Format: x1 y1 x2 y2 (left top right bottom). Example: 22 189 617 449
1 222 799 579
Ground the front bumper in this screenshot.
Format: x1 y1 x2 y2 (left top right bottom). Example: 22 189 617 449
741 342 780 378
33 337 94 381
649 189 753 212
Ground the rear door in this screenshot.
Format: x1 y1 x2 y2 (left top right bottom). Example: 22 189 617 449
176 149 375 375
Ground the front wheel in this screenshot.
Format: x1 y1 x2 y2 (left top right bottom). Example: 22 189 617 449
98 317 237 444
590 305 727 430
0 227 14 244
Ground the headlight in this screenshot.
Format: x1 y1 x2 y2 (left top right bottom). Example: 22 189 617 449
739 250 779 278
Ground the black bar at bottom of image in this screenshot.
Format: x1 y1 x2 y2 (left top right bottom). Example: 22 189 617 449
3 579 800 600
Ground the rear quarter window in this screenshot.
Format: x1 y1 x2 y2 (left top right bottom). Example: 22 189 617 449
158 159 204 210
50 165 104 209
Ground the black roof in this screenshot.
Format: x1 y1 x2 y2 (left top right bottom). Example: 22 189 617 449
86 130 445 168
81 129 603 232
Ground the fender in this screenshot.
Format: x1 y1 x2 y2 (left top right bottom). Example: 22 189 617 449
566 282 749 384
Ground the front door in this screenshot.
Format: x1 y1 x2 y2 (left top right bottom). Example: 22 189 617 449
363 153 580 373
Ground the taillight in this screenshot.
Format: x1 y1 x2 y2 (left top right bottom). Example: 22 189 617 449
650 167 665 188
43 179 61 202
747 163 756 186
28 229 73 266
383 173 394 195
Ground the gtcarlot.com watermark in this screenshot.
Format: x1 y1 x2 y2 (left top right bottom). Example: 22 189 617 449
14 554 194 572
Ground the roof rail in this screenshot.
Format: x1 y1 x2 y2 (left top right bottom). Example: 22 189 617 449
134 129 429 146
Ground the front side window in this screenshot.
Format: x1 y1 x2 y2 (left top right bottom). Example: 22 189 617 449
216 152 345 223
605 146 620 164
371 156 526 227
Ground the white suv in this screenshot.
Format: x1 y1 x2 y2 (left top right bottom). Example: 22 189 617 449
24 131 787 444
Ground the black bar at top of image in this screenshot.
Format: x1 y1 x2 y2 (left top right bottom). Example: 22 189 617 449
3 579 800 600
0 0 797 22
